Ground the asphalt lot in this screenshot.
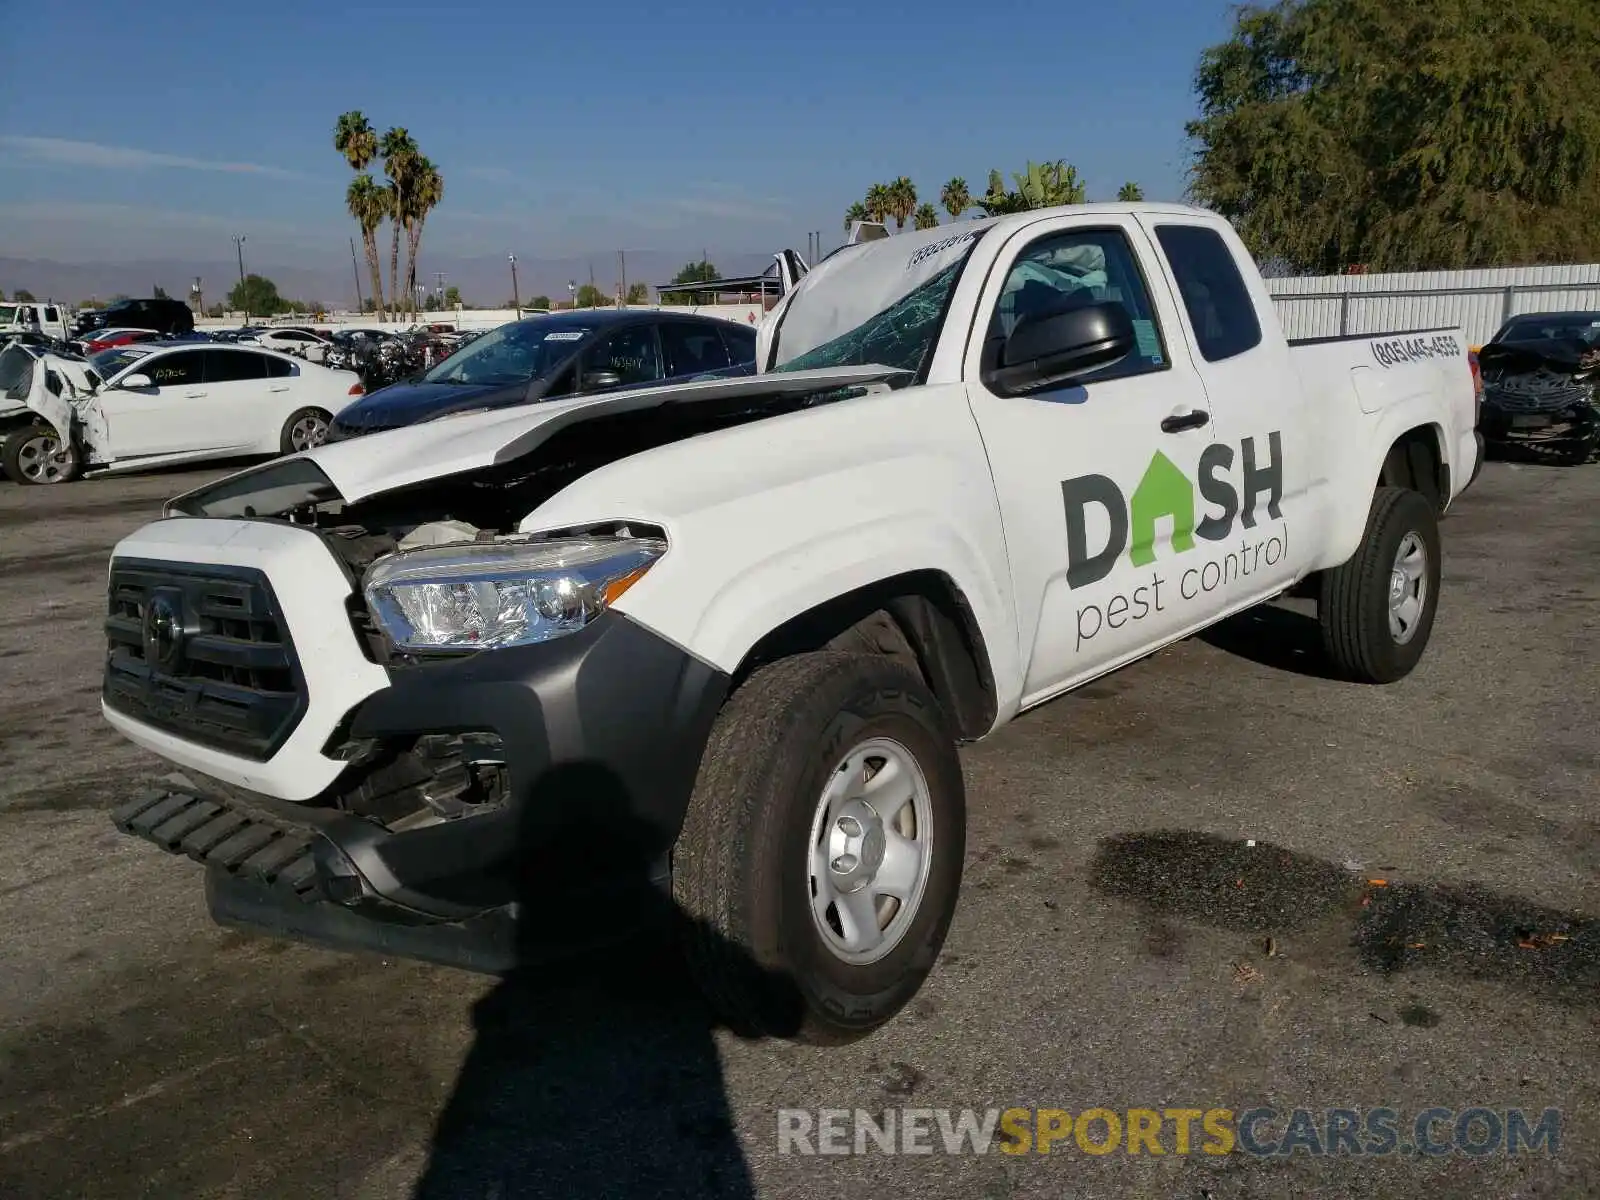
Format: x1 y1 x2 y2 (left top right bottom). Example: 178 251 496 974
0 456 1595 1200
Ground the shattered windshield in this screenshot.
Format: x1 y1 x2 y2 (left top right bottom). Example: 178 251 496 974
774 260 967 377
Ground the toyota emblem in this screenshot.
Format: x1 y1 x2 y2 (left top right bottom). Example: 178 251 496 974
143 593 185 672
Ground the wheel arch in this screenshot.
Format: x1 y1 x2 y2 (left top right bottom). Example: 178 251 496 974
731 568 999 742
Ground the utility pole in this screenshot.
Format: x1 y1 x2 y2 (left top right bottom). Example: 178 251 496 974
618 250 627 307
349 237 364 315
508 254 520 312
233 234 248 322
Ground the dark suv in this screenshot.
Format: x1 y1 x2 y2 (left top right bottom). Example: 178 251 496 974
327 309 757 439
72 297 196 339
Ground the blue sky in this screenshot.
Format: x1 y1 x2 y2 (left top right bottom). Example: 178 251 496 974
0 0 1238 267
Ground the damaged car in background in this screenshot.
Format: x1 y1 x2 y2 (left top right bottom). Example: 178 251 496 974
1476 310 1600 464
0 337 364 484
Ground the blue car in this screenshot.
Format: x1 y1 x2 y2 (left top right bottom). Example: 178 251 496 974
327 309 757 439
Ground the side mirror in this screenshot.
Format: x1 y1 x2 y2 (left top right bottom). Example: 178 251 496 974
983 299 1136 396
120 372 154 389
581 369 623 391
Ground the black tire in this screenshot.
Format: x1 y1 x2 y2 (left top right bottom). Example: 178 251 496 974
673 651 966 1044
279 407 332 455
1317 486 1441 683
2 424 82 485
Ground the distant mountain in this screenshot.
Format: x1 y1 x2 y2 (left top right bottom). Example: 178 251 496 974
0 249 780 310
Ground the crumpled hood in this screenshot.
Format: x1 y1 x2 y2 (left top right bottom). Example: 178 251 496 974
329 378 532 435
169 363 912 509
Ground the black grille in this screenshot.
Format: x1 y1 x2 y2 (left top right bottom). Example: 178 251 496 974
104 559 308 760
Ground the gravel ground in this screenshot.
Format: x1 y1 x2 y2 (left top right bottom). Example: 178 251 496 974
0 457 1595 1200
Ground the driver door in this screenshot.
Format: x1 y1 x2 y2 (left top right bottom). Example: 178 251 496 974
961 216 1218 706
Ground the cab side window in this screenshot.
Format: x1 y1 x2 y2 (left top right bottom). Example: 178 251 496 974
203 350 272 383
1153 223 1263 362
984 228 1170 386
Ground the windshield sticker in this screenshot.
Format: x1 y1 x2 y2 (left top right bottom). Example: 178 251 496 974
544 331 584 342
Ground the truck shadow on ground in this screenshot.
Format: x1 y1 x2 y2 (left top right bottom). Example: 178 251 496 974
412 768 806 1200
1088 830 1599 1005
1193 602 1345 681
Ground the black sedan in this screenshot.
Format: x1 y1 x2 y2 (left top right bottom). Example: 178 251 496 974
326 309 757 439
1477 310 1600 464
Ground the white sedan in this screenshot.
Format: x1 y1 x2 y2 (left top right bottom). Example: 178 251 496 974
0 339 365 485
244 327 332 363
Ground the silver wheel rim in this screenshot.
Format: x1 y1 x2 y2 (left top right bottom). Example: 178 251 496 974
1388 531 1428 644
15 433 73 483
806 736 934 966
290 414 328 451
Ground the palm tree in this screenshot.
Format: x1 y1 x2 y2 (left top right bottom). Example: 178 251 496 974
346 174 388 319
403 157 444 319
887 177 918 230
940 177 971 220
843 200 868 231
913 203 940 230
379 127 418 319
335 112 381 311
1117 181 1145 201
334 111 377 171
864 183 892 225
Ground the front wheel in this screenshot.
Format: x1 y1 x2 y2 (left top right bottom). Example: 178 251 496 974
2 424 82 485
673 652 966 1043
279 407 332 455
1318 486 1442 683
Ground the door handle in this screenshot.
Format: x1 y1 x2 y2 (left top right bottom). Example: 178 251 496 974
268 385 290 393
184 390 208 398
1160 409 1210 433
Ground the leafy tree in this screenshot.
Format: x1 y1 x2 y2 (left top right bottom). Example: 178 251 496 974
206 303 226 318
978 160 1087 215
913 203 940 230
575 283 612 308
626 282 650 304
843 200 868 231
528 294 551 310
13 288 37 302
940 178 971 220
1117 181 1145 201
1186 0 1600 272
664 259 721 306
227 274 286 316
444 285 462 308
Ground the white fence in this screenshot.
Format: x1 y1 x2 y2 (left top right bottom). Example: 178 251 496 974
1267 263 1600 346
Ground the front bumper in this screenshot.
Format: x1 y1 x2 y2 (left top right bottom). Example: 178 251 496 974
110 611 730 966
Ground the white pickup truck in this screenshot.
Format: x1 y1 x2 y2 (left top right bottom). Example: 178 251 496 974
107 203 1480 1043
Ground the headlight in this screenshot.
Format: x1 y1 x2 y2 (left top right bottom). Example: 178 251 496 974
363 535 666 652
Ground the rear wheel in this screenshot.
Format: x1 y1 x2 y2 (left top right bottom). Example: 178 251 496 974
1318 486 1441 683
673 651 966 1043
2 424 81 485
279 407 332 454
